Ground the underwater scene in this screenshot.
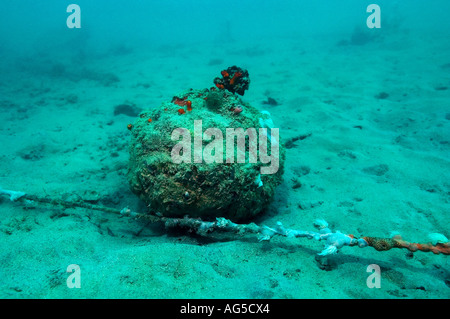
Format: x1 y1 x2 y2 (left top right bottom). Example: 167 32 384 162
0 0 449 301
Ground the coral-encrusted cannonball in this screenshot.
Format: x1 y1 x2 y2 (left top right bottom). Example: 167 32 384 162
127 88 284 222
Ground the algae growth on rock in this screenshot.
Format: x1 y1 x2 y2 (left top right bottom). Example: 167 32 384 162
127 72 285 221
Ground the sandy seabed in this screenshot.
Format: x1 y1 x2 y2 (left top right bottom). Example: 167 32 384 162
0 33 449 299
